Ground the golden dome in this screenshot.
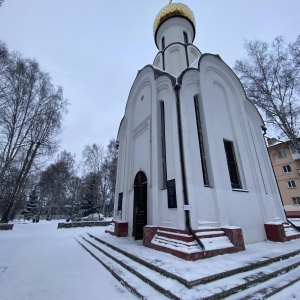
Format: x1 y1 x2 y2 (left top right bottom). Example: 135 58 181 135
153 3 196 36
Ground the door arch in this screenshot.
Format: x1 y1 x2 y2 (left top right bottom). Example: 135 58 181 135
133 171 147 240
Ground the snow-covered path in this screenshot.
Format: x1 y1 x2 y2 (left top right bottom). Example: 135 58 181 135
0 220 137 300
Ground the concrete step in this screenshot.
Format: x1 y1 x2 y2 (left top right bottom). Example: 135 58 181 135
200 252 300 299
76 233 300 300
155 227 226 242
283 222 300 240
225 266 300 299
150 226 238 260
76 235 173 300
152 234 234 252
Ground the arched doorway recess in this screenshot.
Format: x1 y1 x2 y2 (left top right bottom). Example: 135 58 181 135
133 171 147 240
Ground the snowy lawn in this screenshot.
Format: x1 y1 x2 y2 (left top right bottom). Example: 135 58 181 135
0 220 137 300
1 220 300 299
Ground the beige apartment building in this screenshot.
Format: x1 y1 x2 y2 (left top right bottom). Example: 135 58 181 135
267 140 300 218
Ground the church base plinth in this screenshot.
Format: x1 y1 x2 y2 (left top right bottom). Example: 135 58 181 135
143 226 245 261
114 221 128 237
105 221 128 237
222 226 245 251
264 222 300 242
143 226 158 247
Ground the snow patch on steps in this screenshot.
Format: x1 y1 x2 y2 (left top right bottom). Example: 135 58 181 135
152 234 234 253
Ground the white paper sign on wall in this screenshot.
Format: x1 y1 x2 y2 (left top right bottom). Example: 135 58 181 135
183 205 191 210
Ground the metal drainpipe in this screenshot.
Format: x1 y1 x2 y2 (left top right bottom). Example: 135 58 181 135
174 83 205 251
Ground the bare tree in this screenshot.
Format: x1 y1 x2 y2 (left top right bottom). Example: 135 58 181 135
81 140 118 217
104 139 118 214
81 143 105 215
234 35 300 151
82 143 104 175
39 151 76 220
0 42 68 223
0 1 4 7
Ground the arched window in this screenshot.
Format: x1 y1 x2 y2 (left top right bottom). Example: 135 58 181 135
194 95 209 186
223 140 242 189
160 101 167 188
161 37 165 50
183 31 188 44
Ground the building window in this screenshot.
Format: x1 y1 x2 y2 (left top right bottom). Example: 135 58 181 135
287 180 296 188
117 193 123 211
224 140 242 189
292 197 300 205
183 31 188 44
194 96 209 186
160 101 167 188
282 165 292 173
161 37 165 50
290 146 298 154
278 149 287 158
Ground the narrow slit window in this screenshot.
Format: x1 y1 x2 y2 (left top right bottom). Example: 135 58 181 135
183 31 188 44
224 140 242 189
117 193 123 211
194 96 209 186
161 37 165 50
160 102 167 188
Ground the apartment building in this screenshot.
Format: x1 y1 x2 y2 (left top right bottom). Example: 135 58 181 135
268 140 300 217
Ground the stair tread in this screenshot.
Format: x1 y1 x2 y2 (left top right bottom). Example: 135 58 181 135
224 265 300 299
284 226 300 236
78 236 172 300
77 234 300 300
197 253 300 299
153 234 234 252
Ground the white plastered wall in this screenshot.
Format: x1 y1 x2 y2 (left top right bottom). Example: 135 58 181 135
195 55 285 243
156 76 186 230
180 70 219 229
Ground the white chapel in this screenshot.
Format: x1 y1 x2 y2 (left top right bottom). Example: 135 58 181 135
110 2 293 260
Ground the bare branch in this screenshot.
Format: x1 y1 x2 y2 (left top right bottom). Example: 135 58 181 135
234 35 300 152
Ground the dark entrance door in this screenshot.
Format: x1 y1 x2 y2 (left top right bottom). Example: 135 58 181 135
133 171 147 240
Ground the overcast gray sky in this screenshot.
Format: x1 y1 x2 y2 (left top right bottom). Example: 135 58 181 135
0 1 299 161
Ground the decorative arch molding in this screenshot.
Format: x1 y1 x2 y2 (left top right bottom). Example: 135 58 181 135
205 66 241 106
201 66 250 135
198 54 249 105
130 80 152 129
167 45 184 75
117 116 128 141
168 44 182 54
187 45 201 59
132 80 152 108
156 76 173 93
244 100 265 128
125 70 155 116
153 53 163 69
180 69 200 90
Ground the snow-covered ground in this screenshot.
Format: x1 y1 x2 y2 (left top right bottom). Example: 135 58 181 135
0 220 137 300
1 220 300 299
